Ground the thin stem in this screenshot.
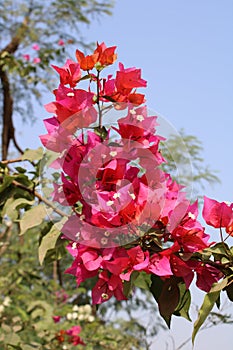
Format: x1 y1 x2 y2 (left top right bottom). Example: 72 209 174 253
1 157 24 164
96 70 102 128
220 226 224 244
11 179 68 218
0 224 12 256
220 226 231 259
224 233 232 242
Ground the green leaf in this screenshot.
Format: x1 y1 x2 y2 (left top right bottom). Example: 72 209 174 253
210 277 229 292
94 126 108 139
150 275 180 327
225 281 233 302
19 204 48 235
2 198 35 220
174 282 191 321
0 175 13 194
192 290 220 344
206 242 231 257
123 271 139 297
15 166 27 173
150 275 164 304
158 278 179 327
38 224 61 265
27 300 54 331
134 271 152 290
22 147 44 162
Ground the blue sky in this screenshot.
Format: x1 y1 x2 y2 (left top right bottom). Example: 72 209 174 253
18 1 233 348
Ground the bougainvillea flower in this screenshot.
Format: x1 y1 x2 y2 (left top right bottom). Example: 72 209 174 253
146 254 172 276
45 84 97 125
76 49 99 70
171 226 210 253
22 54 30 61
52 315 61 323
94 42 117 66
116 63 147 92
65 245 100 285
194 262 223 292
66 325 85 346
32 43 40 50
39 117 73 152
92 271 126 304
170 254 194 289
120 246 150 281
58 39 65 46
41 42 229 313
52 59 82 87
203 196 233 232
33 57 41 64
100 64 147 105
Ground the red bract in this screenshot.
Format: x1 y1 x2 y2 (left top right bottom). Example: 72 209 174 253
116 63 147 91
52 59 81 87
194 263 223 292
170 254 194 289
66 325 85 346
94 42 117 66
92 271 126 304
100 64 147 105
170 255 223 292
203 196 233 234
45 84 97 125
76 49 99 70
76 42 117 71
146 254 172 276
39 117 73 152
65 244 100 285
52 315 61 323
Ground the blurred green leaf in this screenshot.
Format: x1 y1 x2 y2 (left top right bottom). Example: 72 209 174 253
192 290 220 344
38 224 61 265
19 204 48 235
174 282 191 321
2 198 35 220
22 147 44 162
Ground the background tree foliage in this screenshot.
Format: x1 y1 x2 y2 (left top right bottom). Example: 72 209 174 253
0 0 113 159
0 1 231 350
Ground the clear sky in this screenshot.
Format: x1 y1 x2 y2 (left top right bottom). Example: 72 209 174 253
17 1 233 349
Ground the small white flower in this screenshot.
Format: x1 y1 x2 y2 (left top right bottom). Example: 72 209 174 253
113 192 120 199
88 315 95 322
188 212 196 220
67 92 74 97
72 305 79 311
129 192 136 200
0 305 5 313
72 312 78 319
110 151 117 157
72 242 77 250
66 312 73 320
58 186 63 193
83 304 92 314
107 200 114 206
136 114 144 121
3 296 11 307
62 346 68 350
78 313 85 321
130 109 136 115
